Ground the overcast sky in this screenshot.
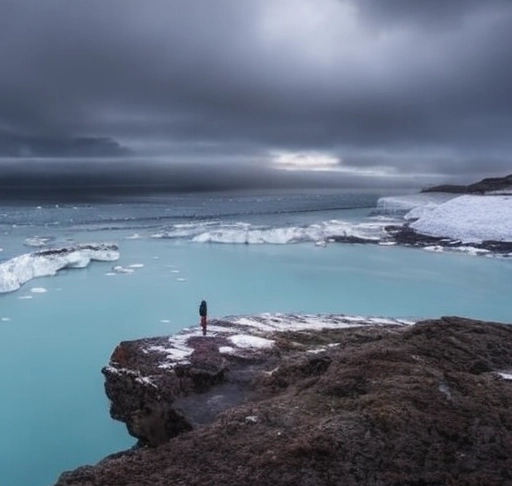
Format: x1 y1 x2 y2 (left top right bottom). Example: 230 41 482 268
1 0 511 193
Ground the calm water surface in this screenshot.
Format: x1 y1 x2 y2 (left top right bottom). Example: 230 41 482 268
0 191 510 485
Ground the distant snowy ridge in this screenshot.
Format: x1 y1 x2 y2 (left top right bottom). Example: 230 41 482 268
409 195 512 243
0 243 119 293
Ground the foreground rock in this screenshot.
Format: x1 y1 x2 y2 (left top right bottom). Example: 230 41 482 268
102 314 410 446
55 315 512 486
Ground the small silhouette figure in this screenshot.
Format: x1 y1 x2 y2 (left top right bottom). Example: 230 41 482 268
199 299 207 336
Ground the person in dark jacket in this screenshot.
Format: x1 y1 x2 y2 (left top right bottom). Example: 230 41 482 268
199 300 207 336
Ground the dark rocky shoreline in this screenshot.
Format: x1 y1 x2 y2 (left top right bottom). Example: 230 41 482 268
384 225 512 254
54 315 512 486
422 174 512 194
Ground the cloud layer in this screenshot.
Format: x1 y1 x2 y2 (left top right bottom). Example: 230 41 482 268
1 0 511 185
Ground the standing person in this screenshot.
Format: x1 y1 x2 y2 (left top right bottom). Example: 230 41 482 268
199 299 207 336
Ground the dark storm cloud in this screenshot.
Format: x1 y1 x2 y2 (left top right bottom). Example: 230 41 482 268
0 158 419 202
0 0 511 182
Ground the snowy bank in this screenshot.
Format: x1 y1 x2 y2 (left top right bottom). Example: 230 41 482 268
375 193 455 215
409 195 512 243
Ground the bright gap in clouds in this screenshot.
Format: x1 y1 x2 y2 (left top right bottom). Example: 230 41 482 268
272 151 341 171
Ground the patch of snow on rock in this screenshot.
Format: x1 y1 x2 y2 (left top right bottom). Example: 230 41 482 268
228 334 275 349
219 346 236 354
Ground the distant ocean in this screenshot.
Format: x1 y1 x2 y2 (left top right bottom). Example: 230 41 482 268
1 188 512 486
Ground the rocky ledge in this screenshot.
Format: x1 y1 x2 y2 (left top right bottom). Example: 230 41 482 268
55 314 512 486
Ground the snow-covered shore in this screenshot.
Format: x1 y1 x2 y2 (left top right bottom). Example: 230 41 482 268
409 195 512 243
377 192 512 256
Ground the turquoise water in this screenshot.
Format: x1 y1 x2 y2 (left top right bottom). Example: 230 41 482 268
1 192 511 485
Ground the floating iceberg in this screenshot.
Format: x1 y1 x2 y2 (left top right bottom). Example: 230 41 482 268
189 220 386 245
0 243 120 293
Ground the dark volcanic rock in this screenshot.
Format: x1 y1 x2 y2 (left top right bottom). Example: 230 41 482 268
54 315 512 486
422 174 512 194
385 225 512 254
384 225 449 247
102 331 256 446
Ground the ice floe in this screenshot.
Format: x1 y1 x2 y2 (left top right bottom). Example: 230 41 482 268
24 236 53 247
151 219 388 245
0 243 119 293
190 220 386 245
111 265 135 274
30 287 47 293
125 233 142 240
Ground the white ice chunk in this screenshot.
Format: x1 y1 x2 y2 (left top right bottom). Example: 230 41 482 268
0 243 120 293
191 219 386 245
24 237 52 247
112 265 134 274
30 287 47 293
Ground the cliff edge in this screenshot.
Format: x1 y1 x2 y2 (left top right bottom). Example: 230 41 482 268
54 315 512 486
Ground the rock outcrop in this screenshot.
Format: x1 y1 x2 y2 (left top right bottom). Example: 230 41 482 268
54 315 512 486
422 174 512 194
101 314 409 446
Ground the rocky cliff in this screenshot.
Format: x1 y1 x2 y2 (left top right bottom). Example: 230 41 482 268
54 314 512 486
422 174 512 194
